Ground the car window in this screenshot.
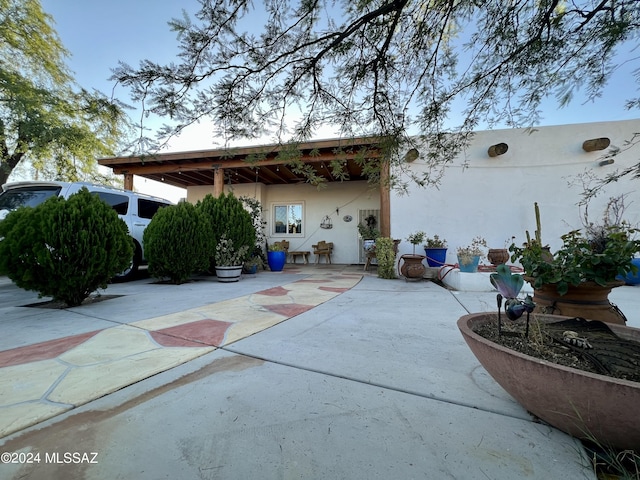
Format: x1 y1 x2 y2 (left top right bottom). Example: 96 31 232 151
138 199 169 219
94 192 129 215
0 186 62 210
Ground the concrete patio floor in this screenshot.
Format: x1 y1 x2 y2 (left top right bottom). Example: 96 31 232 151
1 264 637 479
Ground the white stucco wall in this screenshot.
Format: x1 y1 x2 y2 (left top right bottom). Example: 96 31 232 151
392 119 640 264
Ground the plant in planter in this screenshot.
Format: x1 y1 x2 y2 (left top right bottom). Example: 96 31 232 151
509 200 640 324
487 237 515 266
214 233 249 282
243 255 264 274
266 242 287 272
456 236 487 272
399 231 426 280
423 234 448 267
358 215 381 254
458 264 640 452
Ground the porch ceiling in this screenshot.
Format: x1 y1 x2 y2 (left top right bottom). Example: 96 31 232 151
98 137 383 189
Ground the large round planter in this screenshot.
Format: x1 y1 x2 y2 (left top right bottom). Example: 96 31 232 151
399 254 426 281
528 278 626 325
457 255 480 273
215 265 243 283
424 247 447 267
267 251 286 272
458 312 640 451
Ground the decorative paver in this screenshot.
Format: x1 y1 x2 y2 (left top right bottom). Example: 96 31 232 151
0 270 362 438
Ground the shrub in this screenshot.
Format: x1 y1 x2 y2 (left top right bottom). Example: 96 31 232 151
143 201 211 284
197 193 255 270
375 237 397 279
0 187 133 306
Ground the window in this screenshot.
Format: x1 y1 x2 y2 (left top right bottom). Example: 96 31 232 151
0 186 62 210
94 192 129 215
138 198 169 219
273 203 303 235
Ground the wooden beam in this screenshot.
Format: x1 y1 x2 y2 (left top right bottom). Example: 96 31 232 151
110 150 381 176
98 136 383 165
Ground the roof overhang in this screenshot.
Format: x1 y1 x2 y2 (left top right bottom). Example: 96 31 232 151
98 137 383 189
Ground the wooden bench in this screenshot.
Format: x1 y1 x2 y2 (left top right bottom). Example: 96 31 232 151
288 251 310 264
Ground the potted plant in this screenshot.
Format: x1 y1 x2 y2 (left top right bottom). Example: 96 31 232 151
509 201 640 324
267 242 287 272
243 255 263 274
456 236 487 273
458 264 640 451
400 231 426 280
423 235 448 267
358 214 381 253
214 233 249 282
487 237 514 266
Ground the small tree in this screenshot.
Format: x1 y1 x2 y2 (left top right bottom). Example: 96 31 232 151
143 201 212 284
0 187 133 306
197 192 256 270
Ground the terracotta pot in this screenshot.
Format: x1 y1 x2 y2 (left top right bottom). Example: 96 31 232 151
527 278 626 325
399 254 426 281
458 312 640 451
487 248 509 266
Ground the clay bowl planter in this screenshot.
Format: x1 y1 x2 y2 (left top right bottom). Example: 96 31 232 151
458 312 640 451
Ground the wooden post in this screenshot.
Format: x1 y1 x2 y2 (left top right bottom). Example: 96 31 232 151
123 173 134 191
380 159 391 237
213 167 224 197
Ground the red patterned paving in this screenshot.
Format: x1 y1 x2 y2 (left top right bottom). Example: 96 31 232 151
0 330 102 368
257 286 291 296
150 319 233 347
263 304 315 317
319 286 349 293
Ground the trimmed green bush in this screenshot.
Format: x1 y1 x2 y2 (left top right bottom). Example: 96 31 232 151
143 201 211 284
197 192 256 270
375 237 397 279
0 187 133 306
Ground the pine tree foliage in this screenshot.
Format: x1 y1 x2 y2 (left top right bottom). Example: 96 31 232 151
0 0 132 185
0 187 133 306
112 0 640 189
143 201 212 284
197 192 256 270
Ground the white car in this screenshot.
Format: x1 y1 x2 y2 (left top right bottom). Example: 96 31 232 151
0 181 173 280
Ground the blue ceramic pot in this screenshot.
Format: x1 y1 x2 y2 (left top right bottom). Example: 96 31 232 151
267 251 286 272
458 255 480 273
424 248 447 267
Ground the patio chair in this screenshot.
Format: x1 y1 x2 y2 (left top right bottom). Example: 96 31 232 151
312 241 333 264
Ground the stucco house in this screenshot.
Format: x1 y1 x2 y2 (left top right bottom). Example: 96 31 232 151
99 119 640 266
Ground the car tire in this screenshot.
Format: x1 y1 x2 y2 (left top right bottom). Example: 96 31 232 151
113 242 141 282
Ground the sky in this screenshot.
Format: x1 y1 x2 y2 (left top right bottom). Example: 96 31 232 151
38 0 640 200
